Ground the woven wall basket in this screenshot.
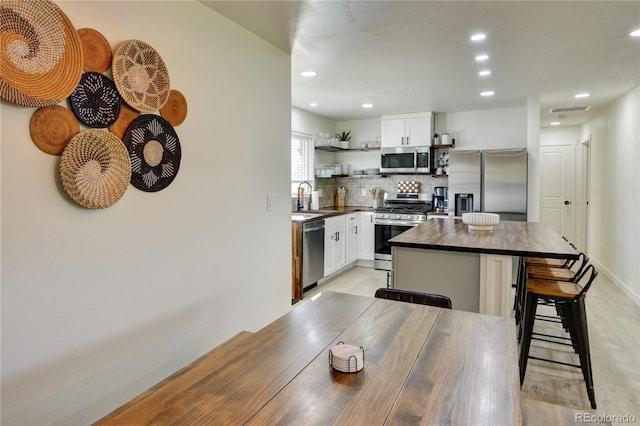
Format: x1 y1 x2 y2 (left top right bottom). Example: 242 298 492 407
123 115 181 192
70 72 121 128
112 40 170 112
160 89 187 126
108 102 140 141
0 0 83 107
77 28 112 73
30 105 80 155
59 129 131 209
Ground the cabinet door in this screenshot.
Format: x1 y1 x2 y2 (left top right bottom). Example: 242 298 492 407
345 213 359 264
324 216 346 276
333 228 346 272
381 118 406 147
359 212 375 261
324 228 335 276
405 116 432 146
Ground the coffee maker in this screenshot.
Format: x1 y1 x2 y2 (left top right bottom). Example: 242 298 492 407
433 186 448 213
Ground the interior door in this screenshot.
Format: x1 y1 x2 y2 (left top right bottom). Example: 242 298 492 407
540 145 575 241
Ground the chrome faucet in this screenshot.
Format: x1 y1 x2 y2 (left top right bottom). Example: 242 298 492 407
297 181 313 211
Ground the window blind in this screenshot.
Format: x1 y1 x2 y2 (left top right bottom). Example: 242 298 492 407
291 132 314 184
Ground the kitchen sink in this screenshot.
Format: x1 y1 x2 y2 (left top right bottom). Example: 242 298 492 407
291 212 324 221
291 210 336 221
304 209 337 214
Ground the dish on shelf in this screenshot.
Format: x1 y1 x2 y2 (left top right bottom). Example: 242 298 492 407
462 213 500 231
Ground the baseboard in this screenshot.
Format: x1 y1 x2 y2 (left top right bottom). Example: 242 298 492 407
355 259 374 268
589 256 640 306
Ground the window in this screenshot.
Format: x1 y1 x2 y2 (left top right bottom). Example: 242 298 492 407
291 132 314 194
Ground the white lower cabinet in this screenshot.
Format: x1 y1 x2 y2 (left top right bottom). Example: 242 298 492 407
324 215 346 276
345 213 360 265
359 212 375 261
324 212 375 278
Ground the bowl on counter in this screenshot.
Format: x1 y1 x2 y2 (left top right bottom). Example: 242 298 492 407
462 213 500 231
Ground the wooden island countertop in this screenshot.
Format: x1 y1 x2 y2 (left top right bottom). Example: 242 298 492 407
389 218 578 260
389 218 578 316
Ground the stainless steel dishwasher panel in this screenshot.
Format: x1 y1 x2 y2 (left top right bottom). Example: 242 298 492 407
302 219 325 288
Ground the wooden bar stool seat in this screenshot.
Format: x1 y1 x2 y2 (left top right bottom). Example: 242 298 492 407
519 264 598 409
526 266 576 282
523 256 568 268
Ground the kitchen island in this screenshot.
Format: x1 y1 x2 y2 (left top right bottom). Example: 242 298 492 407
389 218 578 316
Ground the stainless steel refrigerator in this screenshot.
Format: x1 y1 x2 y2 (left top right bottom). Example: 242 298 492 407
448 149 528 221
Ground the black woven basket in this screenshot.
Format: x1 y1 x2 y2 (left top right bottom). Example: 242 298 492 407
70 72 121 128
123 114 181 192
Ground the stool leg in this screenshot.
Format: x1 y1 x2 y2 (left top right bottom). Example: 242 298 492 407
519 291 538 385
572 299 597 409
515 257 526 325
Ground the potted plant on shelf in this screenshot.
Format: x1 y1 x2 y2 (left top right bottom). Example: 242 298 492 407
335 130 351 149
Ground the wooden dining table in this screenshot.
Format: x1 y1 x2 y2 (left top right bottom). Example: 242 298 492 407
94 291 522 425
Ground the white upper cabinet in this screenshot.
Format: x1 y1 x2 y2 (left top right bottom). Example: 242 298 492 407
381 112 433 148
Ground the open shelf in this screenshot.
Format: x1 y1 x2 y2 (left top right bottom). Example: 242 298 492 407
315 146 381 153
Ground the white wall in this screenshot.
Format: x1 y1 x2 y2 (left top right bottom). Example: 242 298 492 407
540 126 580 146
580 85 639 304
0 2 291 424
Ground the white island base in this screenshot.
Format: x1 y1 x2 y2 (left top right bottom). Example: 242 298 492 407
391 246 515 317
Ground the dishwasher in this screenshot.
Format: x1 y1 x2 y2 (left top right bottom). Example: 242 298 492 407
302 219 325 290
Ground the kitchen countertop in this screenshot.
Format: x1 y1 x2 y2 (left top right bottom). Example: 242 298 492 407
291 206 374 222
389 218 578 259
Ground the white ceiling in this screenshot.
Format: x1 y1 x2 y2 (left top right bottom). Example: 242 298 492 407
202 1 640 127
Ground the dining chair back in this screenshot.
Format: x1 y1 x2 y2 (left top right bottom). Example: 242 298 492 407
375 288 452 309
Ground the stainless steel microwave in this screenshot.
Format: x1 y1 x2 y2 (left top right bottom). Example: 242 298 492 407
380 146 430 174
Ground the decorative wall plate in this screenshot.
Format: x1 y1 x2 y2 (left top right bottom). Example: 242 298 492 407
30 105 80 155
70 72 121 128
77 28 112 73
108 102 140 141
160 89 187 126
59 129 131 209
123 115 181 192
112 39 170 112
0 0 83 107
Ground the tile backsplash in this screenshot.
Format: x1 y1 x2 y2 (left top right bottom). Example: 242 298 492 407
315 175 449 208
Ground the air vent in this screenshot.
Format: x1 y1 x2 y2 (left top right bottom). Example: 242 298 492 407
548 106 591 113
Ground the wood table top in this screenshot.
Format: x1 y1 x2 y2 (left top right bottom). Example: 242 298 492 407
94 291 522 425
389 218 579 260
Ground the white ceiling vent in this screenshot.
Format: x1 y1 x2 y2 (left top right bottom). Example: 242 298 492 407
548 106 591 113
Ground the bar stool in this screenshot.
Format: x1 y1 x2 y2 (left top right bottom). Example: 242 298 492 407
519 264 598 409
514 251 588 330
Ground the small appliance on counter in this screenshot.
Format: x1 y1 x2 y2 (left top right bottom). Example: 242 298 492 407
433 186 448 213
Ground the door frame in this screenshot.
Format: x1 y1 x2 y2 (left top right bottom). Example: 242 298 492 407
576 136 591 252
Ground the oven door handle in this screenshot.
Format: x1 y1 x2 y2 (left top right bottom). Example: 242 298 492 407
374 219 424 226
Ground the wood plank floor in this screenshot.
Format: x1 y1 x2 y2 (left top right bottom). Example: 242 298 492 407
303 266 640 420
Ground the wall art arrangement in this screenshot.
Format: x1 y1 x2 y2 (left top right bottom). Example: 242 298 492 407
0 0 189 209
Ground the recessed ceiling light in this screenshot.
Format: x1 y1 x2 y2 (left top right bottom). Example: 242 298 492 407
301 71 317 77
475 54 489 61
362 103 374 108
470 33 486 41
550 122 561 126
480 91 494 97
478 70 491 76
630 29 640 37
574 93 590 98
309 102 318 107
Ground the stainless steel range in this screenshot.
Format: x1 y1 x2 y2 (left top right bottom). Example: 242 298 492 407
374 193 432 271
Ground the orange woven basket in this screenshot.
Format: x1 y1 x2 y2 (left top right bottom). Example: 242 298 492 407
0 0 83 107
